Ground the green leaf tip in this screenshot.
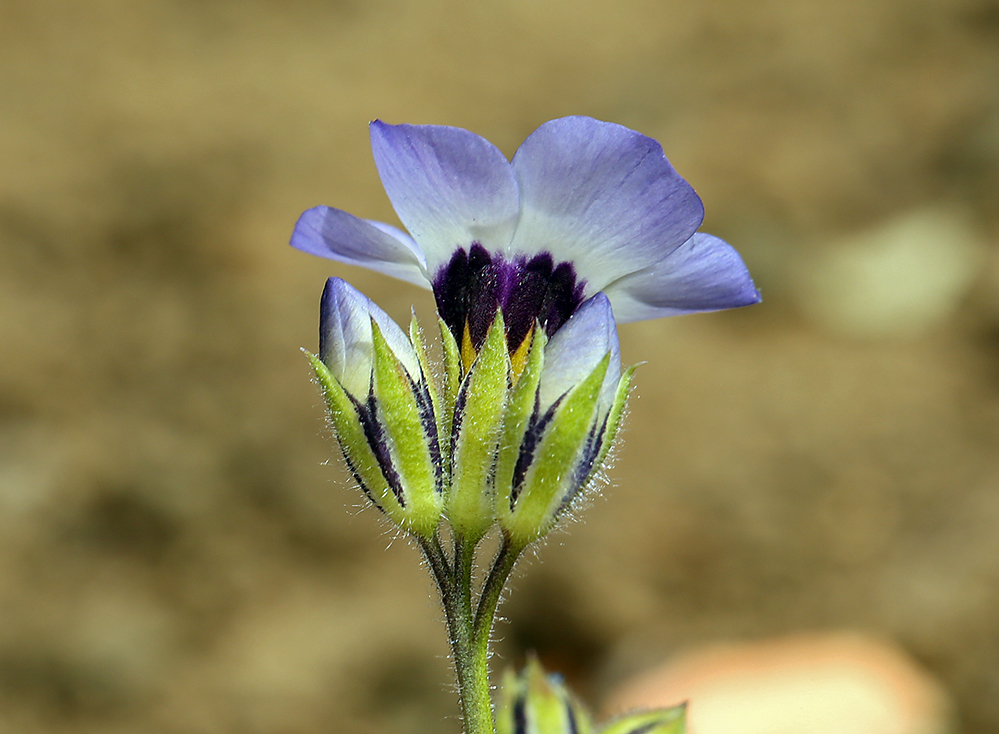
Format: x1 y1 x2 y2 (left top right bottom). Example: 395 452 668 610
598 703 687 734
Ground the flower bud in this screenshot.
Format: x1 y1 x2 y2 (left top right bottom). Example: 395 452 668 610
496 656 687 734
496 655 593 734
498 294 633 548
308 277 443 539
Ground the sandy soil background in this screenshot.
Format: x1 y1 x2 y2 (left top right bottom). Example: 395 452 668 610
1 0 998 732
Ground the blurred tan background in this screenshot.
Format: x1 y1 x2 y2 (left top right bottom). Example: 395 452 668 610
1 0 998 732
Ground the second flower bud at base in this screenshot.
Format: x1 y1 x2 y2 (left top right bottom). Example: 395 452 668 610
496 655 688 734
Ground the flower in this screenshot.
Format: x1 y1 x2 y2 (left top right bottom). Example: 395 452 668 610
291 116 759 365
296 117 760 545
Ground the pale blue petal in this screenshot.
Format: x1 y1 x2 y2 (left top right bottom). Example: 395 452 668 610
602 233 761 321
539 293 621 409
370 120 521 275
320 278 376 396
320 278 419 396
292 206 430 288
368 295 421 381
509 116 704 293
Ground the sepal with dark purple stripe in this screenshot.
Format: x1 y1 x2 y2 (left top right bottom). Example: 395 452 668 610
500 352 609 547
498 294 630 548
370 319 443 538
308 351 396 515
496 657 687 734
445 309 511 542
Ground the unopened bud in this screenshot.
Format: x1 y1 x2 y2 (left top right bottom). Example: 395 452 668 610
498 294 633 548
496 655 593 734
309 278 443 539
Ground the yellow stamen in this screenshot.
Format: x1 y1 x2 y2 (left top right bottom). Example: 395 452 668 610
461 321 477 373
509 326 534 381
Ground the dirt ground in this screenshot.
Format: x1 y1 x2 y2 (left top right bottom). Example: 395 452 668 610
1 0 998 732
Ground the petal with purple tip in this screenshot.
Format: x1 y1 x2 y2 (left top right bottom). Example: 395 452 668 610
602 232 761 321
509 116 704 292
292 206 429 287
539 293 621 409
370 120 520 274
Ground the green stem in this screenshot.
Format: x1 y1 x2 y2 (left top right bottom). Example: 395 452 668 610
422 532 523 734
472 537 521 653
450 536 494 734
421 534 451 589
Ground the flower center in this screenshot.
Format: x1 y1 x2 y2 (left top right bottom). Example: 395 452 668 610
432 244 586 366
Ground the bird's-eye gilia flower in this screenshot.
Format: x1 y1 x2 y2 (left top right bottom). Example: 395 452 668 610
308 277 444 539
291 116 760 372
295 116 760 545
307 271 624 546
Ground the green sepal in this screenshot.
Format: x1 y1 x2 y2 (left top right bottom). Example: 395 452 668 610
446 311 510 543
306 350 398 515
598 704 687 734
503 353 609 549
594 365 636 471
370 320 442 539
409 314 447 469
496 655 593 734
495 326 546 524
438 316 462 447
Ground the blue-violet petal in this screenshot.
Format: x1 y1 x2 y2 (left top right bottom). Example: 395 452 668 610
370 120 520 274
602 232 761 321
538 293 621 409
509 116 705 294
320 277 420 396
292 206 428 287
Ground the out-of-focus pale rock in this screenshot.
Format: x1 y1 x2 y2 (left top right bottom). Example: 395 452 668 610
605 633 952 734
795 208 984 338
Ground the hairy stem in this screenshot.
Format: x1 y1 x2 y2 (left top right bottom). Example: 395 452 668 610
473 537 521 655
451 536 494 734
422 533 493 734
423 531 523 734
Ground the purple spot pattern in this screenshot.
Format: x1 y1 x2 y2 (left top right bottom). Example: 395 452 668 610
432 244 586 352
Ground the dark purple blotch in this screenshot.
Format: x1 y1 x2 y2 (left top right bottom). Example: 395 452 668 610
432 244 586 353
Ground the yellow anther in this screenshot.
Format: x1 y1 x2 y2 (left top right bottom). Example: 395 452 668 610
461 321 477 373
509 326 534 381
